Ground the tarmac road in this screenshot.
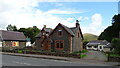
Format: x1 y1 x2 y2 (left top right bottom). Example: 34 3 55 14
2 54 108 66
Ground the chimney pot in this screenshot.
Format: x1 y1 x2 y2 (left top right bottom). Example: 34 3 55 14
76 20 80 27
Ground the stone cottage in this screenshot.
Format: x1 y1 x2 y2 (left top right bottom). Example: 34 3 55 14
0 30 27 51
36 20 83 53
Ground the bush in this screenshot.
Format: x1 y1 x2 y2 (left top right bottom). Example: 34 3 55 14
18 50 23 53
81 49 88 53
110 53 120 57
72 49 88 54
80 54 87 58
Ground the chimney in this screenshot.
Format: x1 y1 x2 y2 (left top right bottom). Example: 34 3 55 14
76 20 80 27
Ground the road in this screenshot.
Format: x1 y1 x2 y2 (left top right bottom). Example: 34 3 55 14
2 54 109 66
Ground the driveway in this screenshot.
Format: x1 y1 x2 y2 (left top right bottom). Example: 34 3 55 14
82 50 107 61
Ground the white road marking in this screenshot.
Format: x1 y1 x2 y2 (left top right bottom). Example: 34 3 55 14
51 60 70 63
13 61 31 65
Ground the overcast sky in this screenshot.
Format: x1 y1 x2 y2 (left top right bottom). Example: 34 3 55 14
0 0 119 35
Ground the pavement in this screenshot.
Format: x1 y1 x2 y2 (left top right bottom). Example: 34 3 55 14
1 52 120 66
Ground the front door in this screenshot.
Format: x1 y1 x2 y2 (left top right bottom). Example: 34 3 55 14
44 41 51 51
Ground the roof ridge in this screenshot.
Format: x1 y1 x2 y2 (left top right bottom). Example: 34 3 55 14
59 23 75 36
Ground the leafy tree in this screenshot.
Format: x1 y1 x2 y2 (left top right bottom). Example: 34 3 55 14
98 14 120 42
111 38 120 54
6 24 17 31
6 24 40 44
18 28 27 37
18 26 40 44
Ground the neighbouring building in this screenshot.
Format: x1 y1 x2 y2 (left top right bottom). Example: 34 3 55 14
35 27 52 51
26 38 31 46
0 30 27 51
36 20 83 53
86 40 112 52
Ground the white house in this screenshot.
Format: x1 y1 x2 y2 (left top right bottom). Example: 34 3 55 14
86 40 112 52
26 38 31 46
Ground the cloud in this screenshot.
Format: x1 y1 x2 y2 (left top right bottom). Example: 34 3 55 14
90 13 102 27
66 17 75 22
0 0 84 30
78 16 82 21
81 13 103 35
56 3 63 7
45 9 82 14
0 0 105 35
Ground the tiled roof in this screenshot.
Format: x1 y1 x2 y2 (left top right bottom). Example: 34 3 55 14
0 30 26 41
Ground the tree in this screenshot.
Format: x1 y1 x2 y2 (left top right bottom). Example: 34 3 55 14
111 38 120 54
98 14 120 42
6 24 17 31
18 26 40 44
6 24 40 44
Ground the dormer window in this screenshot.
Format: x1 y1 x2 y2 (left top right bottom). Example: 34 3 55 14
58 30 62 36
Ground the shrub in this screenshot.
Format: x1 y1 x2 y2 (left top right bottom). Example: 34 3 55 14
18 50 23 53
80 54 87 58
81 49 88 53
72 49 88 54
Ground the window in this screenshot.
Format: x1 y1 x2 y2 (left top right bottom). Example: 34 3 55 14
58 30 62 36
60 41 63 48
55 40 64 49
56 42 59 48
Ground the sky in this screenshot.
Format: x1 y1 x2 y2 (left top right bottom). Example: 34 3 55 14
0 0 119 35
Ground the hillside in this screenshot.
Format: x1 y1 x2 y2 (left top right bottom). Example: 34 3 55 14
83 33 98 42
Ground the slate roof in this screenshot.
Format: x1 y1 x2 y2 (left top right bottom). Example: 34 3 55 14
60 23 75 36
49 23 83 39
36 28 52 38
43 28 52 33
87 40 112 48
70 27 83 39
0 30 26 41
